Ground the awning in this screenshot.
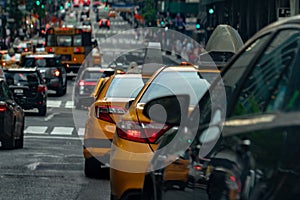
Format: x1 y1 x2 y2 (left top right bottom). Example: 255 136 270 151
200 0 225 5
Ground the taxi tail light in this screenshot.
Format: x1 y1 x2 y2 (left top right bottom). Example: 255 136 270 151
116 121 171 143
99 21 103 26
37 85 47 93
52 69 60 77
0 104 7 112
95 105 126 123
107 20 111 26
74 47 81 53
48 47 54 53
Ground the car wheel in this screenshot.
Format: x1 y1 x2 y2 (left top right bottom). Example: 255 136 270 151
56 86 64 96
62 79 67 95
15 122 24 149
38 105 47 116
2 120 16 149
84 157 109 179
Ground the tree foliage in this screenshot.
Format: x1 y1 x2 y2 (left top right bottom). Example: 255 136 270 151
141 0 157 26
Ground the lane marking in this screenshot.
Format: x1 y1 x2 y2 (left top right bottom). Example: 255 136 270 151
47 100 62 108
65 101 74 108
51 127 74 135
24 126 48 134
24 135 82 140
77 128 85 137
44 113 58 121
27 162 40 170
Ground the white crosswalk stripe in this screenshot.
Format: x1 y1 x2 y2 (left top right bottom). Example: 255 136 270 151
24 126 85 137
51 127 74 135
110 21 128 25
46 100 76 109
47 100 62 108
77 128 85 137
24 126 48 134
65 101 75 109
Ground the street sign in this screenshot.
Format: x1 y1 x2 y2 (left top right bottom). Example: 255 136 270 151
278 7 290 18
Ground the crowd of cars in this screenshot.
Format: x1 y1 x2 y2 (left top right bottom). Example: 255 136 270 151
78 15 300 200
0 43 69 148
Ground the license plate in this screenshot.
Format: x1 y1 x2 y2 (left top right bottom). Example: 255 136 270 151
14 89 23 94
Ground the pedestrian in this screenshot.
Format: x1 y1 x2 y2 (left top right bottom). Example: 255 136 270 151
175 39 182 59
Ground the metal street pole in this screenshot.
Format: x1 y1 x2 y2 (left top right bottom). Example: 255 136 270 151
290 0 299 16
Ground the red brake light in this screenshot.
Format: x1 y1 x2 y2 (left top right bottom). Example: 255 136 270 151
95 105 126 123
74 47 80 53
24 48 28 52
107 20 111 26
37 85 47 93
194 165 202 171
0 104 7 112
229 175 236 182
79 80 85 86
49 47 53 53
53 69 60 77
99 21 102 26
73 57 77 61
116 121 171 143
78 80 96 86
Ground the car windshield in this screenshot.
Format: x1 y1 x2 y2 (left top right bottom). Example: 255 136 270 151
105 76 144 98
21 57 61 68
82 70 114 80
0 81 8 101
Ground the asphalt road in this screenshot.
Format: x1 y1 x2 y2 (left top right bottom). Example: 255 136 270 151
0 8 182 200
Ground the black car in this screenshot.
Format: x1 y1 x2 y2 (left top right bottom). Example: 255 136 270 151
20 54 67 96
4 67 47 116
141 16 300 200
0 77 25 149
98 18 111 29
74 67 115 109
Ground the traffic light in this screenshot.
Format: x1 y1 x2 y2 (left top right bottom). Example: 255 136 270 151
41 4 45 9
196 19 201 30
160 19 165 27
59 5 64 10
208 8 214 14
36 0 40 6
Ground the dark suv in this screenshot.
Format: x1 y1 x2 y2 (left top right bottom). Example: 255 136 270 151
4 67 47 116
0 77 25 149
20 53 67 96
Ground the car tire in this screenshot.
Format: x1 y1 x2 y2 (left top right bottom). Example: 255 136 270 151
56 86 64 96
38 105 47 116
84 157 109 179
15 122 24 149
62 79 67 95
2 120 16 149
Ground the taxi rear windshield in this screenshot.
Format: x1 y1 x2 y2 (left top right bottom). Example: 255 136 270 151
21 57 62 68
106 76 144 98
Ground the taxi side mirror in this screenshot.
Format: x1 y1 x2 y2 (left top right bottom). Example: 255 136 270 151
143 94 190 126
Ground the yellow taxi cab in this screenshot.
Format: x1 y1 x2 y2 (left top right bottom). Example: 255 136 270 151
1 49 21 68
109 64 220 200
83 73 145 178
